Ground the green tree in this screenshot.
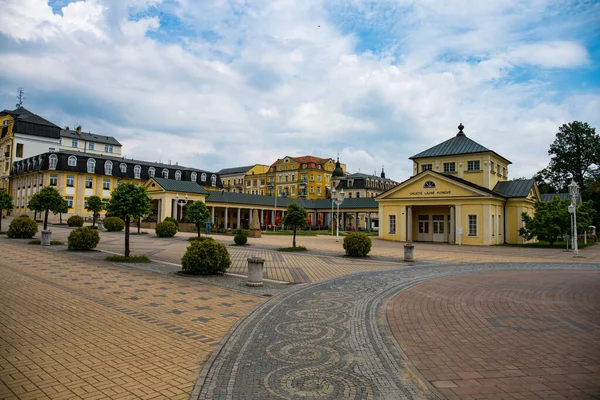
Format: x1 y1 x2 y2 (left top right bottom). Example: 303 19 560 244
186 201 210 237
106 183 152 257
282 202 308 248
28 187 65 231
54 199 69 225
86 196 104 228
519 197 570 246
0 191 14 233
574 200 597 235
547 121 600 191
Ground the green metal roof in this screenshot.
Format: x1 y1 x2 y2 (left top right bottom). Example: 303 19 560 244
493 179 534 198
151 177 210 194
409 126 511 164
541 193 570 202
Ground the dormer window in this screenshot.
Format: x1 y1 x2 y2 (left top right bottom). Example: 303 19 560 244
211 174 217 187
423 180 436 189
87 158 96 173
148 167 155 178
175 170 182 180
104 160 113 175
162 168 169 179
49 154 58 170
201 173 207 182
120 163 127 173
191 172 197 182
134 165 141 179
68 155 77 167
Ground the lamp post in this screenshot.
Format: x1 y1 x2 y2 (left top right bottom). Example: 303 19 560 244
175 193 188 222
273 192 278 232
331 187 335 236
568 180 580 256
333 189 345 242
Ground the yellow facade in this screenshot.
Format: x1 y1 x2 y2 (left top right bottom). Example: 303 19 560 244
244 164 270 195
0 114 15 191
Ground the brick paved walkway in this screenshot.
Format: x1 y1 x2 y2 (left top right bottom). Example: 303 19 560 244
388 270 600 400
0 239 263 400
192 262 600 399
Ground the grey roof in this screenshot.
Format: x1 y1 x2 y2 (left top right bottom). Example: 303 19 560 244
0 106 60 128
218 166 255 175
151 178 209 194
61 129 121 146
410 130 511 164
205 191 379 210
493 179 535 198
541 193 571 202
346 172 397 183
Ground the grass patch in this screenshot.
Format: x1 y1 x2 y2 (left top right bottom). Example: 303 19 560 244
500 240 593 249
28 239 65 245
277 246 308 252
106 255 151 263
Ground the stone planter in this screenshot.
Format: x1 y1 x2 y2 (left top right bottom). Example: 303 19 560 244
246 257 265 287
41 230 52 246
403 243 414 262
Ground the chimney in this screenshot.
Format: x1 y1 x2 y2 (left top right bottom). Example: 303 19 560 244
76 126 82 135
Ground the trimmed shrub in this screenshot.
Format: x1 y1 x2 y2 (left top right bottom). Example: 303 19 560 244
67 215 84 227
7 215 38 238
343 232 372 257
68 227 100 250
188 236 215 243
156 221 177 237
104 217 125 232
163 217 179 228
234 233 247 245
181 240 231 275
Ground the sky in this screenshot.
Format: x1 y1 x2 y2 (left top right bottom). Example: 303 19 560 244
0 0 599 182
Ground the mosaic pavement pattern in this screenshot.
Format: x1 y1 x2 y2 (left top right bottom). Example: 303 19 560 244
192 262 600 400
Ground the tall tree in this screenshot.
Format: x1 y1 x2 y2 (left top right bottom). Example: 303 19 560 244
519 197 570 246
282 202 308 248
106 183 152 257
547 121 600 191
86 196 104 228
28 187 65 231
0 191 14 233
186 201 210 237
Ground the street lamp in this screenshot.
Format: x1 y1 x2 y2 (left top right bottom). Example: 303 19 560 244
568 180 580 256
333 188 345 242
331 187 335 236
273 192 278 232
175 193 188 222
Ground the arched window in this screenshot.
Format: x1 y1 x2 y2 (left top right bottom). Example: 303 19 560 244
104 160 113 175
175 170 182 180
87 158 96 173
68 155 77 167
134 165 141 179
423 180 436 189
191 172 197 182
148 167 155 178
162 168 169 179
120 163 127 173
201 173 207 182
48 154 58 169
211 174 217 187
32 159 37 168
38 155 43 165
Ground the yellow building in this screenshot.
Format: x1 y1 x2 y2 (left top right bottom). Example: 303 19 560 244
265 156 346 200
243 164 270 195
376 124 539 245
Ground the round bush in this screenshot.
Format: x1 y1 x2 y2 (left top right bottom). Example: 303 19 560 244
67 215 84 227
343 232 372 257
181 240 231 275
163 217 179 228
234 233 247 245
7 216 38 239
68 227 100 250
104 217 125 232
156 221 177 237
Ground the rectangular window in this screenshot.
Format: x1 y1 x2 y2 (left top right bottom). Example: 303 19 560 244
356 192 360 198
103 179 110 190
104 144 113 153
71 139 78 148
317 187 321 195
84 198 89 209
310 186 314 193
247 180 251 187
310 174 314 181
66 175 75 187
389 215 396 234
421 164 432 172
467 161 480 171
443 162 456 172
86 177 93 188
326 175 329 183
16 143 24 158
468 215 477 236
490 161 495 173
497 165 501 175
66 196 74 208
49 174 57 186
291 186 295 195
317 175 322 182
502 167 506 177
88 142 94 150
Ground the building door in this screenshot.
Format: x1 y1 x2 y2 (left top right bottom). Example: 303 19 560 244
432 215 445 242
418 215 429 241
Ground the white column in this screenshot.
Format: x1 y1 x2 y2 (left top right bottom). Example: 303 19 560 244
449 206 455 244
225 207 229 228
157 199 162 222
173 199 178 220
261 210 264 225
237 207 241 228
455 205 462 245
378 206 384 238
271 209 275 225
407 206 413 242
211 206 215 224
483 204 492 245
354 212 358 230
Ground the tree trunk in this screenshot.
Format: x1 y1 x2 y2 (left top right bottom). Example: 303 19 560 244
197 223 201 237
293 226 297 248
93 213 96 228
0 211 3 232
138 216 141 234
44 210 49 231
125 216 130 257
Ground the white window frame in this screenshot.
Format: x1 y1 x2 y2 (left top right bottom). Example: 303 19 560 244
421 164 432 172
66 175 75 187
467 160 480 171
66 196 74 208
87 158 96 173
88 142 94 150
68 155 77 167
201 173 207 182
49 154 58 170
191 172 197 182
148 167 155 178
134 165 141 179
211 174 217 187
443 162 456 172
104 160 113 175
71 139 78 148
175 170 182 181
468 214 478 236
103 179 110 190
85 177 93 189
119 163 127 174
389 215 397 234
49 174 57 186
104 144 113 153
162 168 169 179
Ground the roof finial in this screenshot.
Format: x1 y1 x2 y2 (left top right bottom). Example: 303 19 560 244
457 122 465 137
380 166 386 179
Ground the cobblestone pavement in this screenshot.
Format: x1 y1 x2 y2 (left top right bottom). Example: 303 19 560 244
192 262 600 400
388 269 600 400
0 239 265 400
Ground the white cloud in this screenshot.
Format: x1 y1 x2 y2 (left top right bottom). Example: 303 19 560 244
506 41 589 68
